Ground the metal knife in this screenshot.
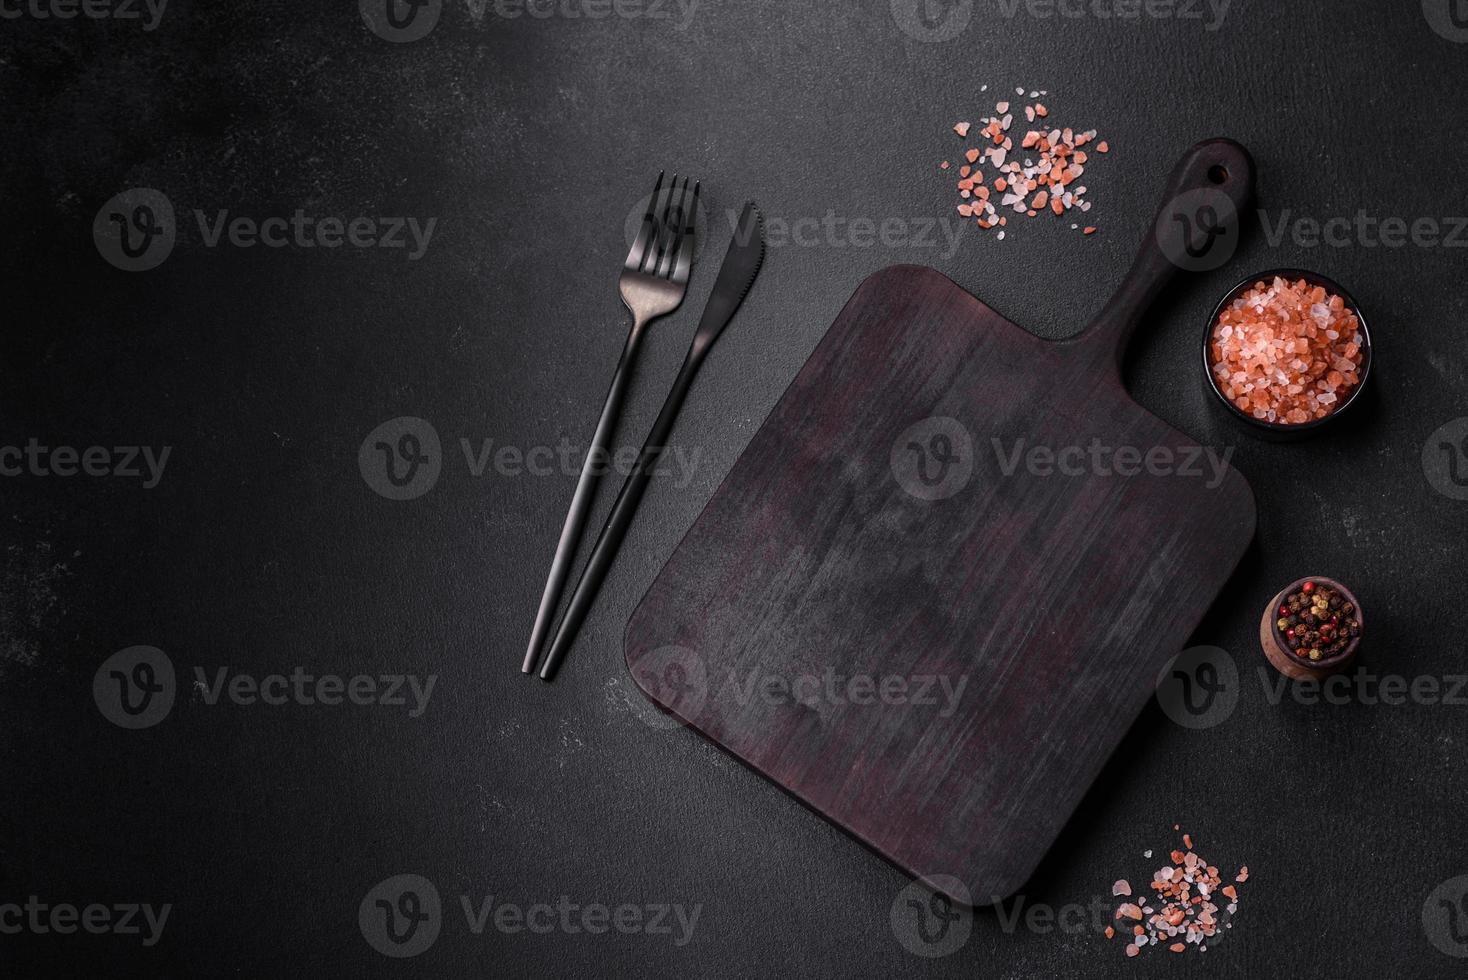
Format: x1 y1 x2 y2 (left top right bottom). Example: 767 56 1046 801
536 202 767 680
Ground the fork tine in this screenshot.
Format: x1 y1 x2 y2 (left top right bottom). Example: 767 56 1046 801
655 175 687 279
641 173 675 274
646 174 682 276
671 180 699 285
625 171 663 272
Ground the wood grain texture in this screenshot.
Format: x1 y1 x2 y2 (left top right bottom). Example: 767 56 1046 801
625 142 1258 905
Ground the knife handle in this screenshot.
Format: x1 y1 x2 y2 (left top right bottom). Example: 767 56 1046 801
521 325 647 674
537 351 700 681
1074 138 1255 374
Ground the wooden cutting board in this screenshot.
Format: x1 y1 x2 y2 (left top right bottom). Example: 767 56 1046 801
624 141 1257 904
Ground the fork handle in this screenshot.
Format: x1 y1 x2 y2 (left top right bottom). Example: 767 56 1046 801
521 324 647 674
536 348 703 681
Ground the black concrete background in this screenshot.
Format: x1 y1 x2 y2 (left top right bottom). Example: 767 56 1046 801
3 0 1467 976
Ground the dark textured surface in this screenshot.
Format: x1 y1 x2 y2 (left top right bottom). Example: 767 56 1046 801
3 1 1467 976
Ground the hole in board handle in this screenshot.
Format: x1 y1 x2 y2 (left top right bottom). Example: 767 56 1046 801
1207 164 1229 185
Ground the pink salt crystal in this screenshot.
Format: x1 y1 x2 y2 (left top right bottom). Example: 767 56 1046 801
1208 277 1364 425
1113 879 1132 897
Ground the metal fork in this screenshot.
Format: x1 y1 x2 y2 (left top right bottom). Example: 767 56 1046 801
522 172 699 675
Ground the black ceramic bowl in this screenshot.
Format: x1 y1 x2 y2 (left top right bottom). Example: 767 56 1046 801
1202 268 1372 440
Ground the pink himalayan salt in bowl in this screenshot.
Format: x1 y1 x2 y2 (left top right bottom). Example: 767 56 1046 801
1204 270 1371 433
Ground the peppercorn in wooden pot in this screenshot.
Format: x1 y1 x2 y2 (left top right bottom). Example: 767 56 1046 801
1259 577 1363 681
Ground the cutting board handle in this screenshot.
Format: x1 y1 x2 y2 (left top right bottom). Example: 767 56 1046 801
1073 138 1255 374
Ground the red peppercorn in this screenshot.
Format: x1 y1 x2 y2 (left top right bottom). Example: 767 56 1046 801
1279 606 1289 616
1286 629 1295 639
1302 581 1315 593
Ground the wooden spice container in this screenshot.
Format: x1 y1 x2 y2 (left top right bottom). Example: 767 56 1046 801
1260 576 1363 681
